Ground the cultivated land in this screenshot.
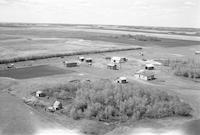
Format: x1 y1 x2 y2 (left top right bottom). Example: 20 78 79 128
0 23 200 135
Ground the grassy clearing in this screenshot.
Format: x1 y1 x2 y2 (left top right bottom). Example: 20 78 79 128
0 47 141 64
39 79 192 123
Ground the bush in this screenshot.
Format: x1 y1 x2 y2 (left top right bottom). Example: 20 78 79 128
168 58 200 79
68 80 192 122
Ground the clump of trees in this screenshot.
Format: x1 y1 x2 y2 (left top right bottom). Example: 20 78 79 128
123 34 161 42
163 58 200 79
62 80 192 122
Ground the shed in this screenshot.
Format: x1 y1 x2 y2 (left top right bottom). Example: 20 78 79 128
111 57 127 63
35 90 45 97
107 63 118 70
7 63 15 69
145 64 155 70
115 77 128 84
53 101 62 110
63 61 78 67
195 51 200 55
134 70 155 81
78 56 85 62
85 58 93 63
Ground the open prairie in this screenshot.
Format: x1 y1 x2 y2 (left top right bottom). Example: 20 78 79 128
0 24 200 135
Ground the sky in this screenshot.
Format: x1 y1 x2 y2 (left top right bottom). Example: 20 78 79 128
0 0 199 28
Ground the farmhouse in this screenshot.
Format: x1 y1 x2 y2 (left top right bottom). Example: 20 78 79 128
115 77 128 84
145 64 155 70
111 57 128 63
134 70 155 81
63 61 78 67
107 63 118 70
35 90 45 97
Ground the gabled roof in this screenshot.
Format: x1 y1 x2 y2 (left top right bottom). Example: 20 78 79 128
145 64 154 67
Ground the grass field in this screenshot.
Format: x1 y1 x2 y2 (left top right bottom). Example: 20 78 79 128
1 23 200 135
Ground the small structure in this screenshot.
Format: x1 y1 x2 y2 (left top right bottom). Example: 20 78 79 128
48 106 55 112
78 56 85 62
115 77 128 84
107 63 118 70
53 101 62 110
134 70 155 81
85 58 93 63
111 57 127 63
145 64 155 70
7 63 15 69
63 61 78 67
195 51 200 55
35 90 45 97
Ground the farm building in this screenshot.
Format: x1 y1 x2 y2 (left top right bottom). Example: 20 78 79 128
115 77 128 84
85 58 93 63
63 61 78 67
134 70 155 81
111 57 128 63
35 90 45 97
7 63 15 69
145 64 155 70
107 63 118 70
53 101 62 110
195 51 200 55
78 56 85 62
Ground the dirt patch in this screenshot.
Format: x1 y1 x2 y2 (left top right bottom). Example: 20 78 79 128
0 65 73 79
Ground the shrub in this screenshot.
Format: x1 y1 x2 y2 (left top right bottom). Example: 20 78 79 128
67 80 192 122
168 58 200 79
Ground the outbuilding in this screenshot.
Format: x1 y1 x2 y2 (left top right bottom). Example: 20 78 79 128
195 51 200 55
115 77 128 84
78 56 85 62
85 58 93 63
7 63 15 69
111 57 128 63
35 90 45 97
53 101 62 110
107 63 118 70
63 61 78 67
134 70 155 81
145 64 155 70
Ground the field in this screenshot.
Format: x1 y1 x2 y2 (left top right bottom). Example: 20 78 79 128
0 23 200 135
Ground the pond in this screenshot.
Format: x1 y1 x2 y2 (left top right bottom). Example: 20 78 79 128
0 65 74 79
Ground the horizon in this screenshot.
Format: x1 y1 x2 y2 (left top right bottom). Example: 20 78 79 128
0 22 200 29
0 0 199 28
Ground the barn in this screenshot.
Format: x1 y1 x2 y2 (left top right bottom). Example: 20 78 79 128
135 70 155 81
